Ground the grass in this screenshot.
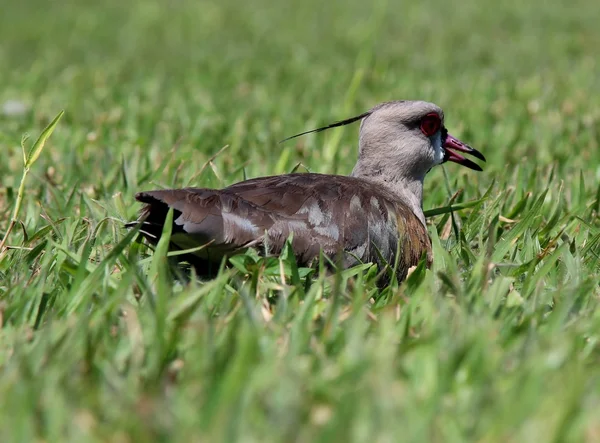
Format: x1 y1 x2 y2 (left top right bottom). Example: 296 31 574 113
0 0 599 441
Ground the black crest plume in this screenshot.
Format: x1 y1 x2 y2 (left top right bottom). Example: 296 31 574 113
279 110 372 143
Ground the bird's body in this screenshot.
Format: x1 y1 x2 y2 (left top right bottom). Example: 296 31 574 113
130 100 485 282
135 173 430 280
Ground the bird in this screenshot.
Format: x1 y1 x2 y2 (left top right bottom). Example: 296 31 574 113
128 100 485 282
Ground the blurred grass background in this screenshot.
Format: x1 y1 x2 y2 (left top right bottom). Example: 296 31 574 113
0 0 599 441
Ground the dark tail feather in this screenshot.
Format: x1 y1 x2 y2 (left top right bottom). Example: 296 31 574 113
125 193 185 245
126 191 222 277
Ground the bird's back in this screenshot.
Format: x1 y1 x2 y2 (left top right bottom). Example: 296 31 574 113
133 173 432 280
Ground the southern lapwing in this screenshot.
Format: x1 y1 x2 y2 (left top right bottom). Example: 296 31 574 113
128 100 485 282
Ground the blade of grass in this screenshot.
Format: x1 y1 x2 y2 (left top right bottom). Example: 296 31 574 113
0 111 64 254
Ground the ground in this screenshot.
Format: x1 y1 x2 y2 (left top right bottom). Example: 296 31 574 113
0 0 599 441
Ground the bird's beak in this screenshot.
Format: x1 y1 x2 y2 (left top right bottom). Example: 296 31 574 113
443 133 486 171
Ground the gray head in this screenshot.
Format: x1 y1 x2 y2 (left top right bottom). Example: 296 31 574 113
282 100 485 222
282 100 484 178
353 100 484 181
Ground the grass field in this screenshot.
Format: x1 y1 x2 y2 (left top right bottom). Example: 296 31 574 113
1 0 600 441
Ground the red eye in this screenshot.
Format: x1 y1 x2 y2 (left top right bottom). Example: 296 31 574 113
420 113 441 137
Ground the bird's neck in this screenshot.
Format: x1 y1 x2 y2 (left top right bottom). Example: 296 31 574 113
350 162 426 227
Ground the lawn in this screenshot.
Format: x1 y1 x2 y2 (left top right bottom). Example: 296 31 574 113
1 0 599 441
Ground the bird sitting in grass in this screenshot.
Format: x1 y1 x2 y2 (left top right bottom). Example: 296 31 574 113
128 100 485 282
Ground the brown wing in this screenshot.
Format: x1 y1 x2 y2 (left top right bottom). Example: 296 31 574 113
131 173 430 279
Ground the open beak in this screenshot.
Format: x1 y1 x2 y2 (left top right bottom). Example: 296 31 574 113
443 132 486 171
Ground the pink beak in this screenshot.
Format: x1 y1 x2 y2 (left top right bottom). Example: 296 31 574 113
443 133 486 171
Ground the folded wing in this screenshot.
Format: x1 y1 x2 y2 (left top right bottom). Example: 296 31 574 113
131 173 430 279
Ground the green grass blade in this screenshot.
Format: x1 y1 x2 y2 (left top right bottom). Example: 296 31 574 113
26 110 64 168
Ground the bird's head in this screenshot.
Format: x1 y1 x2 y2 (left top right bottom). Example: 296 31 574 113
355 100 485 181
281 100 485 184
